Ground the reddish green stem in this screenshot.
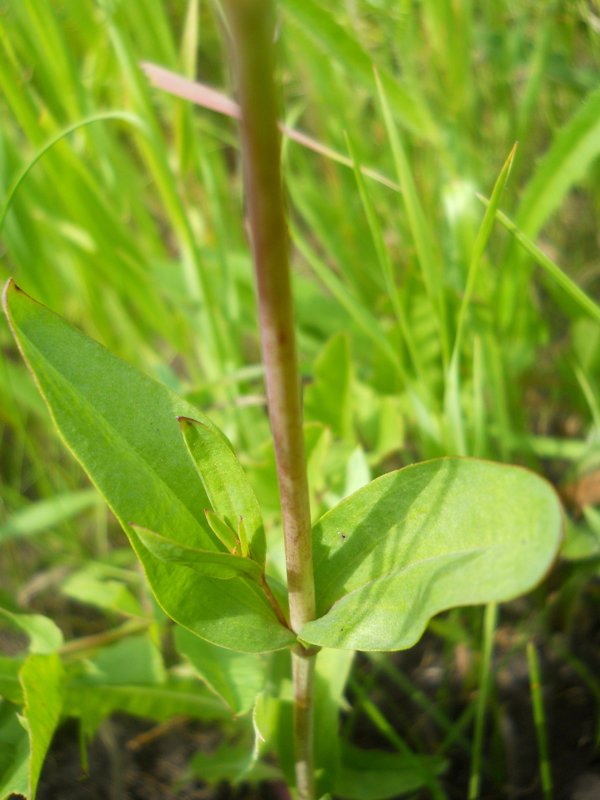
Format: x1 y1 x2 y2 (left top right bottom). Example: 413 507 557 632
222 0 315 634
222 2 316 797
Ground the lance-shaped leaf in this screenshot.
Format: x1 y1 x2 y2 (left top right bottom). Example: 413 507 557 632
179 416 266 564
174 626 267 715
20 653 65 799
3 281 294 653
301 458 562 651
133 525 263 582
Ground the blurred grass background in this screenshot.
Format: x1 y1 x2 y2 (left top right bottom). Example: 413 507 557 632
1 1 600 795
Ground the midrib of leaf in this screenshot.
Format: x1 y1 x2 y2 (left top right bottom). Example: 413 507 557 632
65 682 229 718
319 546 488 614
312 465 432 579
15 329 214 550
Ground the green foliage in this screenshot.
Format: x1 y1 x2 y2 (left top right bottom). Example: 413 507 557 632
0 705 29 800
1 1 599 797
0 489 99 544
19 654 65 798
179 416 266 563
304 333 353 440
301 459 561 650
3 280 294 655
336 744 447 800
174 625 267 714
0 609 63 655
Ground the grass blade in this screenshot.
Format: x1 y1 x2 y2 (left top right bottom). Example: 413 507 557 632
468 603 497 800
483 202 600 325
527 642 553 800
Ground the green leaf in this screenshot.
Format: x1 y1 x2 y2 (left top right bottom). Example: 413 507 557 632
20 653 65 798
516 83 600 240
204 508 239 552
133 525 263 582
174 626 267 715
314 648 355 796
0 489 99 543
301 458 562 651
179 416 266 564
3 280 214 548
65 674 228 737
0 608 64 654
335 744 446 800
3 281 294 654
62 566 143 617
85 634 166 686
304 333 353 439
0 657 23 704
375 69 447 364
561 518 600 561
343 447 371 499
0 705 29 800
489 206 600 326
190 740 281 785
445 144 518 455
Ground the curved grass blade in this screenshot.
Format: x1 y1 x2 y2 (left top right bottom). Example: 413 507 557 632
0 111 148 231
483 203 600 325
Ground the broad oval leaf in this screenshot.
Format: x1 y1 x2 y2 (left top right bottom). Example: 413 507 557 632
300 458 562 651
3 281 294 653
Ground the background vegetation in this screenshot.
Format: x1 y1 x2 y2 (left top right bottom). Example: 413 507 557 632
1 1 600 797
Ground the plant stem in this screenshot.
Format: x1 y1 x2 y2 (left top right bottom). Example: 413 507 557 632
222 1 317 796
292 650 317 800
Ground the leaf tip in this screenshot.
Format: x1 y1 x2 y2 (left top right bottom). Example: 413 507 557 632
177 415 205 428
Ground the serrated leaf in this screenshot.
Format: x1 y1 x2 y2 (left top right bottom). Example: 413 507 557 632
20 653 65 798
301 459 562 650
179 417 266 564
133 525 263 582
3 281 294 654
174 626 267 715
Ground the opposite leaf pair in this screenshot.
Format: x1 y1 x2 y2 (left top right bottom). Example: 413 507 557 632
3 279 563 656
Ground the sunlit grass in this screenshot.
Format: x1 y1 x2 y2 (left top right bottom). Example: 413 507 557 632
1 1 600 796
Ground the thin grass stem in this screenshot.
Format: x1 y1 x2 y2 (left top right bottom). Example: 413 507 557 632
468 602 497 799
527 642 553 800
